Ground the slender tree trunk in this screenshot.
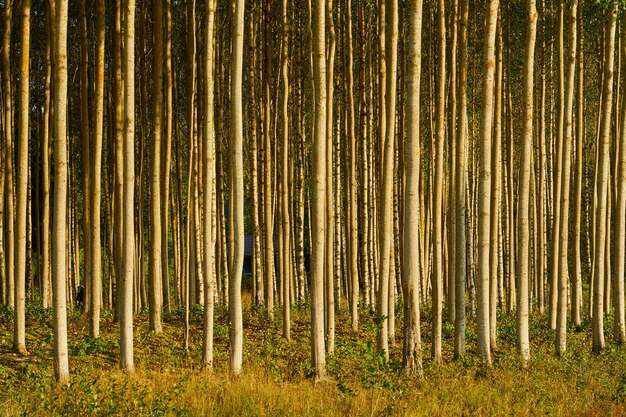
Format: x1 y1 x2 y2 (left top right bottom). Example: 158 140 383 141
430 0 445 365
593 4 617 354
615 12 626 345
161 0 173 317
202 0 216 369
229 0 245 377
120 0 136 373
263 0 275 316
311 0 327 381
324 0 336 354
13 0 29 356
556 0 578 356
477 0 499 367
90 0 105 338
571 0 583 327
516 0 537 365
41 5 52 309
149 0 164 334
280 0 292 342
52 0 70 384
3 0 14 310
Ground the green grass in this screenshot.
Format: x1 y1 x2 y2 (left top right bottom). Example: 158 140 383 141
1 297 626 416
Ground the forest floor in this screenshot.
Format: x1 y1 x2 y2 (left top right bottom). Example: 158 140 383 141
1 294 626 416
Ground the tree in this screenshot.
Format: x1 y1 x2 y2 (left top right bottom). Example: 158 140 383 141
431 0 445 365
120 0 136 373
202 0 216 371
149 0 164 334
229 0 245 377
615 9 626 345
90 0 105 339
556 0 578 356
52 0 70 384
281 0 291 342
311 0 327 381
454 0 469 359
346 0 359 332
402 0 423 377
477 0 500 367
593 4 618 354
516 0 537 365
14 0 30 356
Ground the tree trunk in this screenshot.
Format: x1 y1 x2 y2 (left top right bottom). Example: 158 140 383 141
52 0 70 384
516 0 537 365
90 0 105 338
593 4 617 354
14 0 29 356
229 0 245 377
311 0 327 381
202 0 216 369
149 0 164 334
477 0 499 367
402 0 423 377
120 0 136 373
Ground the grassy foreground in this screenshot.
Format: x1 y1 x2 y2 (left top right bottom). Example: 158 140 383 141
1 297 626 416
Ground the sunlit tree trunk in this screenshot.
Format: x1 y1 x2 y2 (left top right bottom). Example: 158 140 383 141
593 4 617 354
516 0 537 365
402 0 423 377
311 0 327 381
229 0 245 377
556 0 578 356
615 12 626 345
477 0 499 367
202 0 216 369
120 0 136 373
41 5 52 309
90 0 105 338
52 0 70 384
13 0 29 356
281 0 291 342
325 0 336 354
161 0 173 317
430 0 445 365
149 0 164 334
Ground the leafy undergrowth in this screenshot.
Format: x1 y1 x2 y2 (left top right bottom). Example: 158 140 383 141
1 299 626 416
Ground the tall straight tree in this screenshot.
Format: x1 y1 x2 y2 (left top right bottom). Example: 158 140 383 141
14 0 30 356
52 0 70 384
281 0 291 342
455 0 469 359
120 0 136 373
3 0 15 310
516 0 537 365
402 0 423 377
202 0 216 371
149 0 164 334
615 12 626 345
556 0 578 356
325 0 336 354
229 0 245 377
377 0 398 361
431 0 445 365
162 0 173 317
311 0 327 381
90 0 105 338
346 0 359 331
477 0 500 367
593 3 618 354
263 0 275 315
